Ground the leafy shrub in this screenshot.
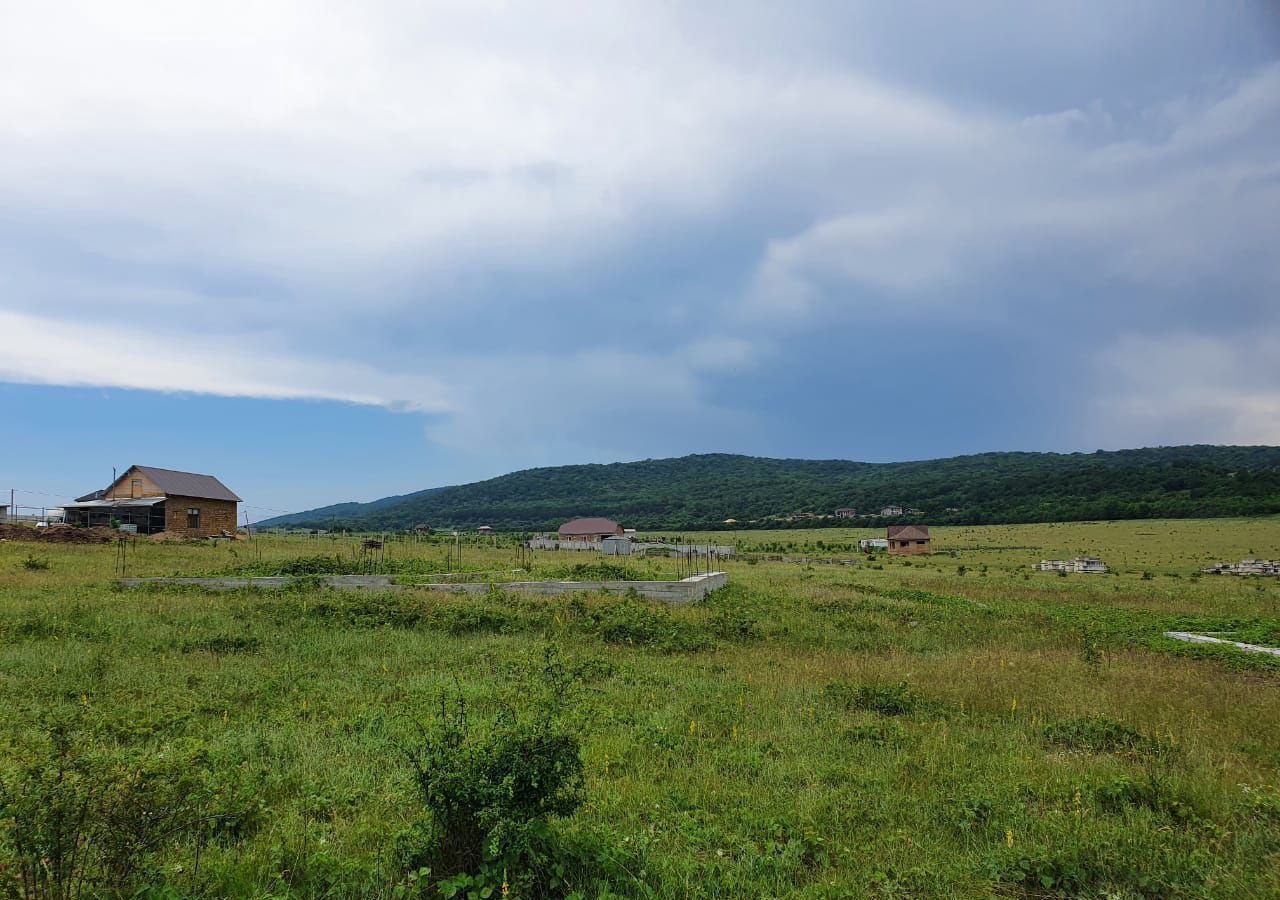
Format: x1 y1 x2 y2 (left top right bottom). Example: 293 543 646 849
824 680 921 716
539 561 647 581
0 720 258 897
708 606 761 642
181 635 262 654
1043 715 1172 757
20 555 50 571
398 649 619 897
1078 628 1103 667
1093 775 1203 821
223 554 446 577
425 601 517 636
841 720 906 745
590 599 714 652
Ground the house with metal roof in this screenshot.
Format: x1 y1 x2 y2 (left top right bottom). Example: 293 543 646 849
557 516 624 543
63 465 241 536
886 524 931 555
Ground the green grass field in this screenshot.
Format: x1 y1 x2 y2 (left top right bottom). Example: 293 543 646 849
2 519 1279 897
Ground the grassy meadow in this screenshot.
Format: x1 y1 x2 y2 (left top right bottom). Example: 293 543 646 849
2 519 1279 897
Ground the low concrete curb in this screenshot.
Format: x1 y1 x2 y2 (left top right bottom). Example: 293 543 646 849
118 575 397 591
1164 631 1280 657
411 572 727 604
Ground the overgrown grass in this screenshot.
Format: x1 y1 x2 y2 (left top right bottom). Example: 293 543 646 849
0 521 1278 896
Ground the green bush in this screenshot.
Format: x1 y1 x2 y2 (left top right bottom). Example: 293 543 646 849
181 635 262 654
398 649 619 897
425 602 517 636
589 599 714 652
1043 715 1172 757
0 719 257 897
708 606 761 642
824 680 921 716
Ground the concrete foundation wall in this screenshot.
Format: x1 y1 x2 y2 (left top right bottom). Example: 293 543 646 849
413 571 726 603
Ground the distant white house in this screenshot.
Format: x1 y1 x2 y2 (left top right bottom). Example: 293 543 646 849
1203 559 1280 576
859 538 890 551
1036 556 1109 574
878 505 903 517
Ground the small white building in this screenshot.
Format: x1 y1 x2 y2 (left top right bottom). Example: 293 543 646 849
859 538 890 551
1036 556 1109 574
878 505 903 517
1203 559 1280 576
601 536 632 556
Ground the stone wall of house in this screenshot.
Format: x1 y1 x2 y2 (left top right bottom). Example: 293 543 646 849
163 495 238 536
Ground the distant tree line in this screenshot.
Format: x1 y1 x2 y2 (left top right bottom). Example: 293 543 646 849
257 446 1280 532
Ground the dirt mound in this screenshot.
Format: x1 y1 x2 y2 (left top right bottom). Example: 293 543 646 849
0 524 117 544
148 530 192 542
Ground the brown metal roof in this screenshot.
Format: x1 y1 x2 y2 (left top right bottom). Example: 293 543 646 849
886 524 930 540
558 516 622 536
131 466 242 502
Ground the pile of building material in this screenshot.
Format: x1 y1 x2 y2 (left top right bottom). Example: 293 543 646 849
0 524 117 544
1202 559 1280 576
1035 556 1109 573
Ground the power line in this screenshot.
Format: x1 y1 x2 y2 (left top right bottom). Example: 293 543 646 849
6 487 80 500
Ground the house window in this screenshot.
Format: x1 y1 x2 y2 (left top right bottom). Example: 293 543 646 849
131 479 141 498
186 507 201 529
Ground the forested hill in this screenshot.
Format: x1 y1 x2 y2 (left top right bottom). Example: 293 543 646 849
255 445 1280 532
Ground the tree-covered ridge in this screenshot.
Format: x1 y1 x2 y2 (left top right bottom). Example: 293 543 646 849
257 445 1280 531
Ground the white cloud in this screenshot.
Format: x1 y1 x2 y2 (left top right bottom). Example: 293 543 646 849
0 310 452 412
1094 332 1280 447
742 63 1280 321
423 341 759 461
0 1 1275 458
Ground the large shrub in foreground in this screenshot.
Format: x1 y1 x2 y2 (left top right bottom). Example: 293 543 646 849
397 648 621 898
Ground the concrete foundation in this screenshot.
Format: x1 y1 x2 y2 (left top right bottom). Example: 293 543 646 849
1164 631 1280 657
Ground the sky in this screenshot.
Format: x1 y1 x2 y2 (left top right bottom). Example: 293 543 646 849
2 1 1279 519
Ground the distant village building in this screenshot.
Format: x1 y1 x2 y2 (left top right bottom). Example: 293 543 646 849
723 518 739 525
905 507 924 515
62 465 240 537
557 517 624 544
1203 559 1280 576
879 505 904 517
859 538 889 551
413 524 432 534
477 525 493 534
1035 557 1109 574
886 524 931 555
601 535 632 555
834 508 857 518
